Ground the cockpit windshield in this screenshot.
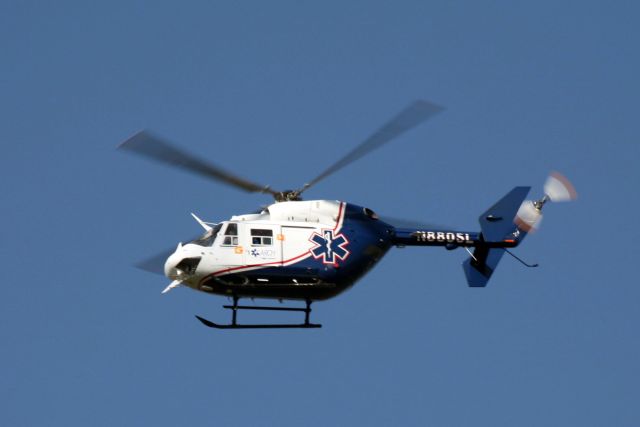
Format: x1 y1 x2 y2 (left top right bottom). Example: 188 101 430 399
190 223 222 247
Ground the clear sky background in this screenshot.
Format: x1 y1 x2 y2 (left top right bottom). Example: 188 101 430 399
1 1 639 426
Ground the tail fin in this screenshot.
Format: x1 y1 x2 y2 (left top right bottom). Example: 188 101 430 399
478 186 530 242
463 187 530 287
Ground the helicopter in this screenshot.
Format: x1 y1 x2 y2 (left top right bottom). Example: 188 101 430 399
119 100 577 329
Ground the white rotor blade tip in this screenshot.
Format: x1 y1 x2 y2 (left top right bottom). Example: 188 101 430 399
545 171 577 202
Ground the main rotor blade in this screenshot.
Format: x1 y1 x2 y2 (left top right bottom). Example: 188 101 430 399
301 100 444 193
135 248 173 276
119 131 278 196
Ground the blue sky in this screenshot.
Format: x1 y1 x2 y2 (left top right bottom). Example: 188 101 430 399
1 1 639 426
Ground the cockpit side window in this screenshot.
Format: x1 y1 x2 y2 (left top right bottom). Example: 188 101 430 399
190 223 222 247
250 228 273 246
222 223 239 246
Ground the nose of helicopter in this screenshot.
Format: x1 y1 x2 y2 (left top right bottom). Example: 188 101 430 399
163 243 203 280
164 251 181 279
164 242 184 279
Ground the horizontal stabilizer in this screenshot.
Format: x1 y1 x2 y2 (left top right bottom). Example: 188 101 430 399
479 186 530 242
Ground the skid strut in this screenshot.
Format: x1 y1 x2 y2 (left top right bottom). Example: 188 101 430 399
195 297 322 329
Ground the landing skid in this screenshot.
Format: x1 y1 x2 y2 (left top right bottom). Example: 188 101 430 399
195 298 322 330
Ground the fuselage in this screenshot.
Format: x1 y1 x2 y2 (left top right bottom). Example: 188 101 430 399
164 200 395 301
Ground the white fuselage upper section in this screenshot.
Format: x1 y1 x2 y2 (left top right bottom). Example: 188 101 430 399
234 199 342 224
165 200 346 291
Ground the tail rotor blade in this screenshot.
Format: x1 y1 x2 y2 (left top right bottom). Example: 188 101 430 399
544 171 578 202
515 172 576 233
515 201 542 233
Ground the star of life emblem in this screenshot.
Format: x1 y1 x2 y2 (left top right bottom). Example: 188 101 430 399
310 229 350 265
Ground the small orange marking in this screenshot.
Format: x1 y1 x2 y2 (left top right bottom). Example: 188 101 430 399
234 246 243 254
503 239 515 243
277 234 285 241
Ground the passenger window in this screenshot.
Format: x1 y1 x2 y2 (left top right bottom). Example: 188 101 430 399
221 223 239 246
250 229 273 246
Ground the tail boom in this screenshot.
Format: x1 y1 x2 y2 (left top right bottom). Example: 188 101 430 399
392 229 520 249
391 186 531 288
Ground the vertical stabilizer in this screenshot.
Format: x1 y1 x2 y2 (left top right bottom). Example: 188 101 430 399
478 186 530 242
463 186 530 287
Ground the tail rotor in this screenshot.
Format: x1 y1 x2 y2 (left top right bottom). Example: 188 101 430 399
515 171 577 233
